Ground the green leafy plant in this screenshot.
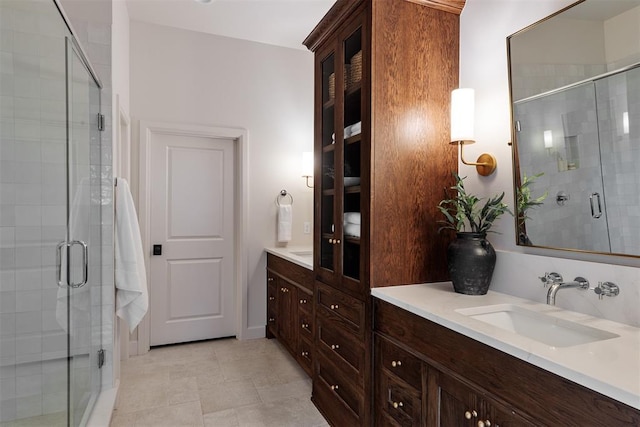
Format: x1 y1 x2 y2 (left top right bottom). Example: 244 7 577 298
516 172 547 228
438 173 511 234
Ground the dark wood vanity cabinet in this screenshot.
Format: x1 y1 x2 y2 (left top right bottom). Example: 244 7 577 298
374 298 640 427
304 0 462 424
265 253 313 377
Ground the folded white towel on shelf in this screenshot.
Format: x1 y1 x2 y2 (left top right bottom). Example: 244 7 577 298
344 223 361 238
344 212 361 225
344 126 352 138
278 204 292 243
351 121 362 133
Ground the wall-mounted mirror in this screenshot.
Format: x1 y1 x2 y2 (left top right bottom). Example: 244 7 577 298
508 0 640 257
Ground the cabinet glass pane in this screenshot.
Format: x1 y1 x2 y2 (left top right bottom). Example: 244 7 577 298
320 52 336 272
342 27 362 282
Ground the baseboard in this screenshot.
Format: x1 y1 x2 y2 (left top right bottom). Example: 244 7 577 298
87 380 119 427
242 325 266 340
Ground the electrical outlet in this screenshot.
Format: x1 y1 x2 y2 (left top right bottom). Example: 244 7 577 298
303 222 311 234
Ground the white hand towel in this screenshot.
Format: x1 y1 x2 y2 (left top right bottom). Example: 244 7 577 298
344 212 361 225
344 223 361 238
115 178 149 333
344 125 352 138
351 121 362 135
278 204 293 243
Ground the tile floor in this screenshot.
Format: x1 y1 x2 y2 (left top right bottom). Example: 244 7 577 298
110 338 328 427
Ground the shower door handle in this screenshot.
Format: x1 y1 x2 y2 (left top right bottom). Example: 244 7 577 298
589 192 602 219
56 240 89 288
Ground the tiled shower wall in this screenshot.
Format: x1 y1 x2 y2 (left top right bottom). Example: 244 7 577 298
514 66 640 256
0 0 113 422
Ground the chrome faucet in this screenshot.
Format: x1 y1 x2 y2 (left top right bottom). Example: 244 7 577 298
539 272 589 305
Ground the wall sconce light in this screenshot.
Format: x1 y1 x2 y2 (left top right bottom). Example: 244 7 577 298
623 111 629 135
543 130 553 149
450 88 497 176
302 151 313 188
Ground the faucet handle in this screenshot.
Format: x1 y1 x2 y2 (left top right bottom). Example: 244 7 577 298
594 282 620 300
539 272 563 287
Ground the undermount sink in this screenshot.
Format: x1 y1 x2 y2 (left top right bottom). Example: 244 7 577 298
290 250 312 257
456 304 619 347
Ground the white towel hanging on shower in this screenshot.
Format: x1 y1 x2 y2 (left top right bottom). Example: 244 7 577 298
115 178 149 333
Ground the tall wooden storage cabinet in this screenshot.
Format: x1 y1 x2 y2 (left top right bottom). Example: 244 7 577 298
304 0 464 425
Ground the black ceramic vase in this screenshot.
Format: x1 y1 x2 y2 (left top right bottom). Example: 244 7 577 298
447 232 496 295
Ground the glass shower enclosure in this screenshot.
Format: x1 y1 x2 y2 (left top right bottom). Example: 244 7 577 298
1 1 104 425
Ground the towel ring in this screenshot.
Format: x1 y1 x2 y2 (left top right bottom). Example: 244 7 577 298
276 190 293 206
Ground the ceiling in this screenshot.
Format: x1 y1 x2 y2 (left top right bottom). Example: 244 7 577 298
125 0 337 50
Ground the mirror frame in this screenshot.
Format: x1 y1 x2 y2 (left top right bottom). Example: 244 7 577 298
507 0 640 260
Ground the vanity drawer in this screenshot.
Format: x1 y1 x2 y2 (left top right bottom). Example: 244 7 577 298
376 335 422 391
316 280 365 335
377 369 422 427
314 352 363 426
317 317 365 384
297 287 312 316
297 336 313 377
267 253 313 291
299 311 313 340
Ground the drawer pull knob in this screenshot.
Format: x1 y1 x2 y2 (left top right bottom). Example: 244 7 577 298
268 317 275 322
268 296 275 301
300 299 307 304
391 360 402 368
330 385 339 391
392 401 404 409
331 344 340 350
302 323 309 329
301 351 309 357
330 304 339 310
267 277 274 282
329 238 334 244
478 421 491 427
336 239 341 244
465 410 478 420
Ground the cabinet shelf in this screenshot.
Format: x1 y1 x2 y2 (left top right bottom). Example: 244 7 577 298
323 144 336 153
346 82 362 97
345 134 361 145
322 189 336 196
344 185 360 194
324 99 335 109
344 236 360 245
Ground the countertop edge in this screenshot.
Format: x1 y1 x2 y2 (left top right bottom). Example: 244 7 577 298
371 284 640 411
265 246 313 270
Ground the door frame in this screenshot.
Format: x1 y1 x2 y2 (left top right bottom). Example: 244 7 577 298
138 120 249 353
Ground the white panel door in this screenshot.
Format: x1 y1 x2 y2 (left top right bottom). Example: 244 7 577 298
149 132 235 346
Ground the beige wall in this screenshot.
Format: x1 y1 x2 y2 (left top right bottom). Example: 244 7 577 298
459 0 640 326
129 21 314 337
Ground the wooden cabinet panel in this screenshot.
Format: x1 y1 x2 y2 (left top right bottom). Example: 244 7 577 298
374 298 640 427
377 335 422 391
316 280 365 335
377 370 422 427
266 254 313 378
314 352 364 425
317 317 365 384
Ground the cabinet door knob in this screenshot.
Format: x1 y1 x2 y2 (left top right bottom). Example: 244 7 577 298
391 360 402 368
329 238 334 244
301 351 309 357
392 401 404 409
268 317 275 322
301 323 309 329
336 239 341 244
465 410 478 420
478 421 491 427
331 344 340 350
330 304 339 310
330 385 339 391
267 277 274 282
268 296 275 301
299 299 307 304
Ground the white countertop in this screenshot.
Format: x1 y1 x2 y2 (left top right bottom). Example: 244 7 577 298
371 282 640 410
265 246 313 270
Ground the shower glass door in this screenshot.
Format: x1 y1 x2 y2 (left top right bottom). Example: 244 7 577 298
65 38 102 427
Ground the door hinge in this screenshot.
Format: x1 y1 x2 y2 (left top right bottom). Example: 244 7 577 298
97 349 105 369
97 113 105 131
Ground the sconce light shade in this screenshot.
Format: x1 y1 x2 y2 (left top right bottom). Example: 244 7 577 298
451 88 475 143
543 130 553 148
449 88 497 176
623 111 630 135
302 151 313 188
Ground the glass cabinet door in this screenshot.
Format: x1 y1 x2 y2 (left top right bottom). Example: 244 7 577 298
341 26 362 283
320 51 337 274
